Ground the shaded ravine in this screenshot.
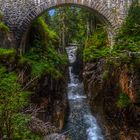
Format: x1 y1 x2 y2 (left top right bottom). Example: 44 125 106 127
63 46 104 140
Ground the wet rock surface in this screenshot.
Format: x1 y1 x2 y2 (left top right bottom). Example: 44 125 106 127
30 69 68 130
83 59 140 140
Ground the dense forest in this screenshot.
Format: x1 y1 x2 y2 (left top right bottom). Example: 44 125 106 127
0 1 140 140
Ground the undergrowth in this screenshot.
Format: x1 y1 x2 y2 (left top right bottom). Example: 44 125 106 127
24 46 67 78
0 47 15 55
83 26 110 62
117 92 131 108
115 0 140 52
25 16 68 78
0 13 9 33
0 66 42 139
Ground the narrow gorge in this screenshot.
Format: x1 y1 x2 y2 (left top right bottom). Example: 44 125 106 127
0 1 140 140
63 45 104 140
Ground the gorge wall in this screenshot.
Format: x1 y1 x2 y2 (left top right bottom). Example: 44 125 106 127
83 58 140 140
30 68 68 131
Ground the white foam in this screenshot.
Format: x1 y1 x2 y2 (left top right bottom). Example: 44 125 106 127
65 46 104 139
68 95 87 100
84 115 104 140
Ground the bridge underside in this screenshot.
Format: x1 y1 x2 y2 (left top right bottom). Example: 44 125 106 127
0 0 131 47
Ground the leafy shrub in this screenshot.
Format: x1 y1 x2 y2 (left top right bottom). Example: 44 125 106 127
24 46 67 78
0 22 9 33
26 16 68 78
31 17 58 49
85 26 108 48
0 13 9 33
84 45 110 61
102 70 109 80
115 0 140 52
117 92 131 108
0 66 42 139
83 26 109 62
0 48 15 55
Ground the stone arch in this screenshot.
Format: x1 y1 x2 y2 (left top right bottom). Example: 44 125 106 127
0 0 131 49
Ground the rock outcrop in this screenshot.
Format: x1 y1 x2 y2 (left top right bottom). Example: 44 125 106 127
0 31 16 49
83 58 140 140
30 70 68 130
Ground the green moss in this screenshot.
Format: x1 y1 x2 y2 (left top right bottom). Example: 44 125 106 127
117 92 131 108
0 22 9 33
0 48 15 55
12 114 42 140
0 13 9 33
0 48 16 62
31 60 62 78
18 56 32 66
83 26 109 62
102 70 109 80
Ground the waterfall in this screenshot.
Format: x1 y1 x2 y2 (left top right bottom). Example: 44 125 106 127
63 45 104 140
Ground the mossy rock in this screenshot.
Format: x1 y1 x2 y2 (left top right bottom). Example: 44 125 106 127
0 48 16 62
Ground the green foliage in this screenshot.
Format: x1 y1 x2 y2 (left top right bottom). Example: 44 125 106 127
31 17 58 49
26 16 68 78
18 56 32 66
47 7 97 45
115 0 140 52
84 45 110 61
0 48 16 63
24 46 67 78
0 66 41 139
0 48 15 56
83 1 140 64
117 92 131 108
85 27 108 48
102 70 109 80
0 22 9 33
12 114 42 140
83 26 109 61
0 13 9 33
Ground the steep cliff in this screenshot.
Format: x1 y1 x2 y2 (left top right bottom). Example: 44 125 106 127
83 58 140 140
31 68 68 130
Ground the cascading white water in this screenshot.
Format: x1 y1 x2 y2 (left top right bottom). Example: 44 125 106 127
63 46 104 140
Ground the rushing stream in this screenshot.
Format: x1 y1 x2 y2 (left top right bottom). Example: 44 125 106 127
63 46 104 140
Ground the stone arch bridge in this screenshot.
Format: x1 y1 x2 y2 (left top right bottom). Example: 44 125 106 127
0 0 132 48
